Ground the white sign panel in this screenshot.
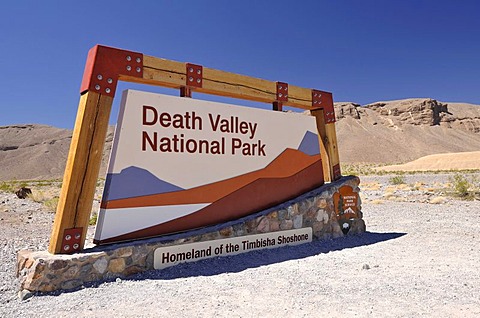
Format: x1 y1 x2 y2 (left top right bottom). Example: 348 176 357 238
154 228 312 269
94 90 323 244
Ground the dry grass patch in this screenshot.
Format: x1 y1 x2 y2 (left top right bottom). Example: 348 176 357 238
29 189 60 212
413 181 424 190
361 182 382 191
385 185 400 193
389 175 406 185
396 183 411 190
429 196 447 204
382 190 397 200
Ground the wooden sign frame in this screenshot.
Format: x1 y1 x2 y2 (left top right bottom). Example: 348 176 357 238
48 45 341 254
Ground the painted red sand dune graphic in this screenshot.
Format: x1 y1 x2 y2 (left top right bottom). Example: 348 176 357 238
102 148 321 209
96 149 324 244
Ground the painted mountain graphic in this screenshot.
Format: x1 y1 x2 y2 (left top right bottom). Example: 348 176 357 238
104 166 183 201
103 130 319 202
103 148 321 209
97 148 324 244
298 131 320 156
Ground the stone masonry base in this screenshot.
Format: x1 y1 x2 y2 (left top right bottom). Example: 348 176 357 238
17 176 365 294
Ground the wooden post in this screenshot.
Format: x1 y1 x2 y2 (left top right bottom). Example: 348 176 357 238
311 109 341 182
325 123 341 180
48 92 113 254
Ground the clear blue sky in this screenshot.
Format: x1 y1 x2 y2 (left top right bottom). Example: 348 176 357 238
0 0 479 128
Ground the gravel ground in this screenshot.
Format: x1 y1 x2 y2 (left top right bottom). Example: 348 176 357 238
1 173 480 317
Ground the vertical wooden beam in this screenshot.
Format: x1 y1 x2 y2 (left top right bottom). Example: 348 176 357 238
310 109 341 182
272 102 283 111
325 122 341 180
180 86 192 98
48 91 113 254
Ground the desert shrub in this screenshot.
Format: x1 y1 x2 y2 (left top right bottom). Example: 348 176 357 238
0 180 28 192
389 175 406 185
30 190 47 203
0 181 15 192
448 174 480 199
44 197 59 212
450 174 471 197
89 213 98 226
28 188 60 211
341 163 388 176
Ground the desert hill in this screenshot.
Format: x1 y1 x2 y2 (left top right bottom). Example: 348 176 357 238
377 151 480 172
335 98 480 163
0 125 114 181
0 98 479 180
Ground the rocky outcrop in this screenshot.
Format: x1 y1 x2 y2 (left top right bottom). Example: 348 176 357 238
335 102 363 120
332 98 480 163
15 188 32 199
364 99 451 126
347 98 480 132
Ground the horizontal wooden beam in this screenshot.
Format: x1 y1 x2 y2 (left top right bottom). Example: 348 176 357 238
138 55 316 110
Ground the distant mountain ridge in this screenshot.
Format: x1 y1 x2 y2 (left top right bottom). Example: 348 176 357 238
1 98 479 180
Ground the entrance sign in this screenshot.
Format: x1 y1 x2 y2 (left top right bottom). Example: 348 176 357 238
49 45 340 254
154 228 312 269
94 90 323 244
333 185 359 234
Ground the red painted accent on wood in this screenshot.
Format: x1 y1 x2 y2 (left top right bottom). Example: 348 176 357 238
186 63 203 88
276 82 288 102
61 228 83 254
80 45 143 97
333 163 341 180
312 89 335 123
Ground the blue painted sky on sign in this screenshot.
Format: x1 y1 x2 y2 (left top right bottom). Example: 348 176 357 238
0 0 478 128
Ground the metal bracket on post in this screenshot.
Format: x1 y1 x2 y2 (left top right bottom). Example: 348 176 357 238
312 89 335 123
181 63 203 97
61 228 83 254
186 63 203 88
274 82 288 111
80 45 143 97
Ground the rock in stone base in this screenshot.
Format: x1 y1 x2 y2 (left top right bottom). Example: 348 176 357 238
18 289 34 301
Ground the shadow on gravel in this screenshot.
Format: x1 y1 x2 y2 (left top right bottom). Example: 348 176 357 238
35 231 406 297
131 231 406 281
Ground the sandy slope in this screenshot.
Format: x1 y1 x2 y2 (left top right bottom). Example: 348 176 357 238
378 151 480 172
0 125 113 181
